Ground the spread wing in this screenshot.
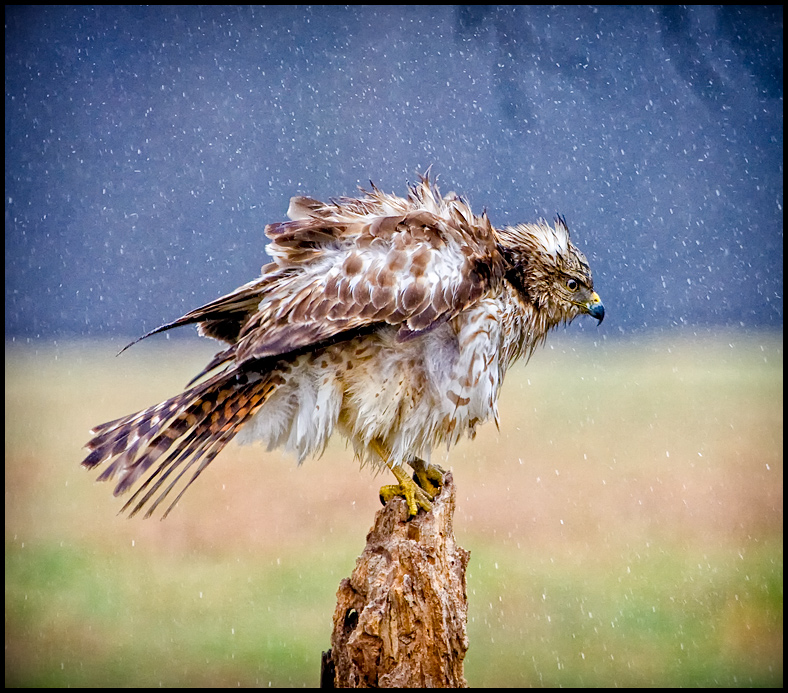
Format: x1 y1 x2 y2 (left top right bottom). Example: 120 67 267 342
124 179 506 371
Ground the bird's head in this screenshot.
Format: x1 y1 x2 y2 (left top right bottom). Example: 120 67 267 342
497 216 604 329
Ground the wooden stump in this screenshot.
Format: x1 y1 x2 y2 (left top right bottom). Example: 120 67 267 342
324 471 470 688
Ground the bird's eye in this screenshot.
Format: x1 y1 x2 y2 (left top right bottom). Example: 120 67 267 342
566 278 579 292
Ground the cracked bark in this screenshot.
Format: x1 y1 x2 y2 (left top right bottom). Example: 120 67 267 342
322 471 469 688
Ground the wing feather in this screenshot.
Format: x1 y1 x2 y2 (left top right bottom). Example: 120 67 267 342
120 176 505 370
233 185 504 363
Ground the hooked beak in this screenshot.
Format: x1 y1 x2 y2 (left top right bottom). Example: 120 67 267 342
584 292 605 324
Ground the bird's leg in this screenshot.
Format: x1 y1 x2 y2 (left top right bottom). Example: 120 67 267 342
408 456 445 499
370 440 433 516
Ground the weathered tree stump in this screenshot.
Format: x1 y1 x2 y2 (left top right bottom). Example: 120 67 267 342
323 471 469 688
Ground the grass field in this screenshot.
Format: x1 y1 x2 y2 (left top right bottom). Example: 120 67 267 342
5 331 783 687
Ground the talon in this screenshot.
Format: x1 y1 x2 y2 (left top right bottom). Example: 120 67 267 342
409 457 445 499
379 465 433 516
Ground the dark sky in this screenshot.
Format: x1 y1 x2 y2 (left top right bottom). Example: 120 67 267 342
5 6 783 339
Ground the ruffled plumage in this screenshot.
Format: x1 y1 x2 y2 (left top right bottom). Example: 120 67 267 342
83 175 604 517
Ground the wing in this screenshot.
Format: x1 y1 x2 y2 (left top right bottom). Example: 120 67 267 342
232 184 505 363
118 275 272 355
120 178 505 370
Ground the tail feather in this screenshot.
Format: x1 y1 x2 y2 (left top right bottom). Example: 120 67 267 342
121 427 232 518
82 369 277 517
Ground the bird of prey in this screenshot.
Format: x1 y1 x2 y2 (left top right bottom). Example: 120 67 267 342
82 175 604 518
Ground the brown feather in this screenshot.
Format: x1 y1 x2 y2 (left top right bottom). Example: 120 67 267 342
82 174 603 517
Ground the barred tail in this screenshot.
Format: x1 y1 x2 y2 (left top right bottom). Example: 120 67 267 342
82 368 278 518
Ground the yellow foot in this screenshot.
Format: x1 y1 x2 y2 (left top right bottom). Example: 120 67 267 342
409 457 445 499
379 464 434 516
378 458 446 516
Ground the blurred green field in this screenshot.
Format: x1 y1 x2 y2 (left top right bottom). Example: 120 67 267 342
5 331 783 687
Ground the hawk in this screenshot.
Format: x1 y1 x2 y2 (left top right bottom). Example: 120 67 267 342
82 175 604 518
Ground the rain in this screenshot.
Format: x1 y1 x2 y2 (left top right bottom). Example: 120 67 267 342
5 6 782 337
5 6 782 688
